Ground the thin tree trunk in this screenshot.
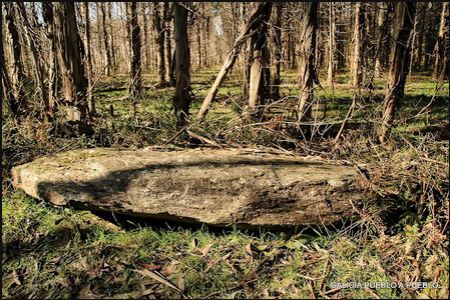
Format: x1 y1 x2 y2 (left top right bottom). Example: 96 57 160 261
127 2 142 100
2 46 18 116
100 2 112 76
173 2 191 127
108 3 116 68
17 2 51 121
380 2 416 144
375 2 389 77
197 2 274 119
415 3 428 71
54 2 88 122
42 2 58 115
298 2 319 122
82 2 96 116
327 2 336 84
247 3 272 120
164 2 175 86
153 2 168 86
432 2 449 80
352 2 366 88
272 2 283 100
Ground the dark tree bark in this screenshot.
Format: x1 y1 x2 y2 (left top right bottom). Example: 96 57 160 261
54 2 88 122
415 3 428 71
272 2 283 99
298 2 319 122
107 3 116 68
380 2 416 144
173 2 191 127
3 2 27 116
2 46 17 116
42 2 58 115
82 2 96 117
127 2 142 100
432 2 449 80
153 2 169 86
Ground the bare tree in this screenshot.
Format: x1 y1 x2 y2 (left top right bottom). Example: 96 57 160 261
17 2 51 121
100 2 112 76
352 2 366 88
3 2 27 116
374 2 389 77
164 2 175 86
81 2 96 117
272 2 283 100
197 2 274 119
54 2 88 122
297 2 319 122
2 45 18 117
42 2 58 116
153 2 169 87
246 3 273 120
380 2 416 144
173 2 191 127
432 2 449 80
327 2 336 84
127 2 142 100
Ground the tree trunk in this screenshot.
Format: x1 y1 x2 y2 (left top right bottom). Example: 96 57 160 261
2 46 17 117
42 2 58 116
127 2 142 100
327 2 336 83
415 3 428 71
82 2 96 117
432 2 449 80
54 2 88 122
352 2 366 88
298 2 319 122
108 3 116 68
247 3 272 120
100 2 112 76
141 4 150 71
164 2 175 86
173 2 191 127
272 2 283 100
379 2 416 144
197 2 274 119
153 2 168 86
374 2 389 77
17 2 52 121
3 2 26 116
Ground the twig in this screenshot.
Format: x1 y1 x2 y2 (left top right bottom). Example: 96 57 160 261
163 125 191 145
334 94 356 144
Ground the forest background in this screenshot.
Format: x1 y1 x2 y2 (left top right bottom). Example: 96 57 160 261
2 2 449 299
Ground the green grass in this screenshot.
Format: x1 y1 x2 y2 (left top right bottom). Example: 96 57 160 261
3 191 448 298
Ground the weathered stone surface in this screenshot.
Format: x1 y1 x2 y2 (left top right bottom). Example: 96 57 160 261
12 148 367 229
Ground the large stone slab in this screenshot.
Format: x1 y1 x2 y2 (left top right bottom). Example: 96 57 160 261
11 148 367 230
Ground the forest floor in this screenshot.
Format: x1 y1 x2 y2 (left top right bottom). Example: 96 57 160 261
2 67 449 299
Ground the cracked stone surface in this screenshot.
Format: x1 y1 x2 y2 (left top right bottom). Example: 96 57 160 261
12 147 368 230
